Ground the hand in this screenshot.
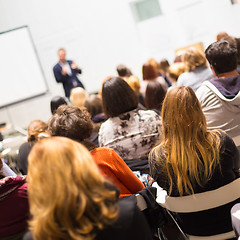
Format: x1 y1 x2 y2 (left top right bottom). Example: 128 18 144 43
71 62 78 70
61 65 68 75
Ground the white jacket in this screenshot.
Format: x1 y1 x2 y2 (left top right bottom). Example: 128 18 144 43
196 80 240 149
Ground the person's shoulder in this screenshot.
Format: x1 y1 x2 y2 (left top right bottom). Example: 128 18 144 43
196 81 212 98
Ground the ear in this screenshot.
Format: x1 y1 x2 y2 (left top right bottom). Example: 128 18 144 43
210 65 217 77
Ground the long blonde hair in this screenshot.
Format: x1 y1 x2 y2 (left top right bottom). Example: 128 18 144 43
149 86 221 196
28 137 119 240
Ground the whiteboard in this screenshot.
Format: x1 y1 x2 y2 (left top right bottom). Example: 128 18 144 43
0 26 48 108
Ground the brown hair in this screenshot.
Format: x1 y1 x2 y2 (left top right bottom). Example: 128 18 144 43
28 137 119 240
27 120 48 142
84 94 103 117
183 47 207 72
142 63 158 80
102 77 138 117
48 105 93 142
145 81 166 111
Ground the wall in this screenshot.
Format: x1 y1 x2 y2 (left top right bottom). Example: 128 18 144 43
0 0 239 128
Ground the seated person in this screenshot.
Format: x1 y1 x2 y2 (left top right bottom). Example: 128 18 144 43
149 86 240 238
0 156 29 239
23 137 153 240
70 87 88 107
48 105 145 198
17 120 49 175
84 94 107 146
177 47 213 91
50 96 68 114
99 77 161 171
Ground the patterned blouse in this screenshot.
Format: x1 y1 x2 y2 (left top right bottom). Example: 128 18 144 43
98 109 161 162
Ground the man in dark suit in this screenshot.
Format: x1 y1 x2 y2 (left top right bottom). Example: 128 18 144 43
53 48 85 97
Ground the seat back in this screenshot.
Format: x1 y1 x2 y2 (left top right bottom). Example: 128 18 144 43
153 179 240 239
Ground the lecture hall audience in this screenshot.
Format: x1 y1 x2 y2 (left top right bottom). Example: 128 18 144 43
3 30 240 239
98 77 161 171
48 105 145 198
23 137 153 240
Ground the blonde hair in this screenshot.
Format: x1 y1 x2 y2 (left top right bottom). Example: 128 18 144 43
149 86 221 196
168 62 186 82
183 47 207 72
70 87 88 108
125 75 140 94
28 137 119 240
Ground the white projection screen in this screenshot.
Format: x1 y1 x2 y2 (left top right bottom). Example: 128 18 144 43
0 26 48 108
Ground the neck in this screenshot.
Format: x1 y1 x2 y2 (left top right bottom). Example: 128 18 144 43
216 70 239 78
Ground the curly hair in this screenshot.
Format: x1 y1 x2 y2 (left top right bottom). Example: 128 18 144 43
27 120 48 142
28 137 119 240
48 105 93 142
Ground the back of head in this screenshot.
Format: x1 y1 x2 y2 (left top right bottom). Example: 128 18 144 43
156 86 221 195
28 137 118 240
205 40 238 74
145 81 166 111
50 96 67 114
70 87 88 108
116 64 132 77
48 105 93 142
27 120 48 142
161 86 206 141
168 62 186 82
183 47 207 72
142 62 158 80
159 58 170 72
125 75 140 94
102 77 138 117
216 31 229 41
84 94 103 117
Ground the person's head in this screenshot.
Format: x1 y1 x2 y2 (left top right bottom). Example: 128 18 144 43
116 64 132 77
205 40 238 75
28 137 118 240
145 81 166 111
167 62 186 82
216 31 229 41
27 120 48 143
70 87 88 108
150 86 221 195
50 96 68 114
102 77 138 117
142 62 158 80
48 105 93 142
84 94 103 118
182 47 207 72
57 48 66 62
125 75 141 94
158 58 170 73
147 58 158 72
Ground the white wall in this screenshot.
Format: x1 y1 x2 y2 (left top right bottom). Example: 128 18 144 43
0 0 239 128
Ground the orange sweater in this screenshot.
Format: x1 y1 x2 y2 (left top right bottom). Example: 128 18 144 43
91 147 145 198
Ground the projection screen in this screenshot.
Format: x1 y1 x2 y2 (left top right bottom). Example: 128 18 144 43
0 26 48 109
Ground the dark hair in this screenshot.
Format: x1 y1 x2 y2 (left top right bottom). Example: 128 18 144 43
205 40 238 74
116 64 132 77
48 105 93 142
50 96 68 114
159 59 170 72
235 38 240 64
142 63 158 80
84 94 103 117
102 77 138 117
145 81 166 111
